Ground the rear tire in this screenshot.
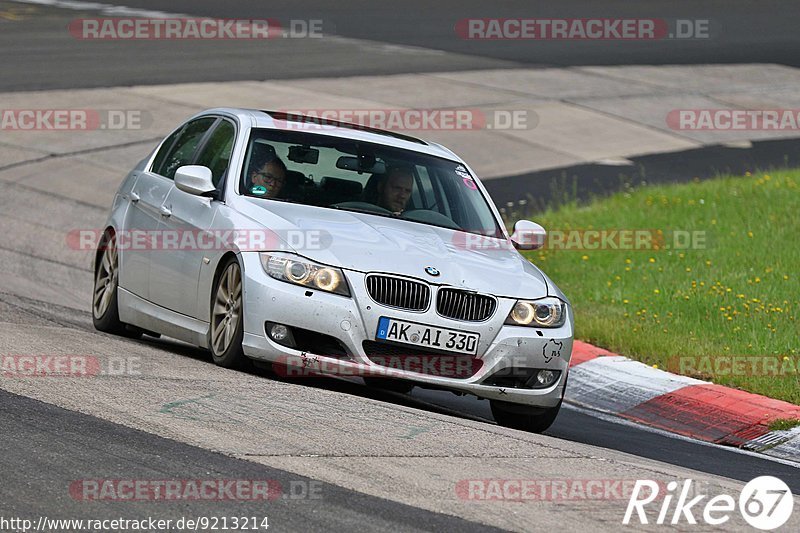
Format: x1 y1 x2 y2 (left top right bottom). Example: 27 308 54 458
92 231 140 338
208 257 249 369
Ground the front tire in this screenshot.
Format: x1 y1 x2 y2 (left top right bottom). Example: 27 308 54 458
209 257 248 369
490 399 562 433
92 231 139 338
363 377 415 394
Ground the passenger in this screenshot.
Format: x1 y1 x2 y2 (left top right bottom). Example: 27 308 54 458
249 154 287 198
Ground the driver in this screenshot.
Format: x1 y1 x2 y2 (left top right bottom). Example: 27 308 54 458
376 166 414 214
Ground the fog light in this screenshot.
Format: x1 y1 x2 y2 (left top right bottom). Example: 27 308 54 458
266 322 296 348
536 369 557 386
269 323 289 341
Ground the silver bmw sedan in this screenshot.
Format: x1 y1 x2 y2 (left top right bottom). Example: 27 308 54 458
92 108 574 432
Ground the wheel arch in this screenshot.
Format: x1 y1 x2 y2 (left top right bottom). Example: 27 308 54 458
93 226 116 272
198 250 242 325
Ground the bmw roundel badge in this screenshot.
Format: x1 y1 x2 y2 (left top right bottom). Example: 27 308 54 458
424 266 440 277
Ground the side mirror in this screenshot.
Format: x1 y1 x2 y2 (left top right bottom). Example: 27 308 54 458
510 220 546 250
175 165 216 196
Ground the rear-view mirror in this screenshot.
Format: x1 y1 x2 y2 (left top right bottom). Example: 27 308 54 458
288 145 320 164
336 155 386 174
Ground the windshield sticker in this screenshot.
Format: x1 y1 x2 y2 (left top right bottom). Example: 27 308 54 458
250 185 268 195
462 177 478 190
454 165 471 180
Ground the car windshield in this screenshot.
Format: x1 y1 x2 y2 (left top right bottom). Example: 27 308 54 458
239 128 504 237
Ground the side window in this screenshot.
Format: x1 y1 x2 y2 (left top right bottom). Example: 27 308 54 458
195 120 236 187
155 117 217 179
150 128 182 175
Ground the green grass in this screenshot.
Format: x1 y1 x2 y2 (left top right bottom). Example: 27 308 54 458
521 170 800 404
769 418 800 432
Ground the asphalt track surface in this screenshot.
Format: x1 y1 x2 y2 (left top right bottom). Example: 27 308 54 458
1 0 800 531
2 0 800 90
0 389 506 532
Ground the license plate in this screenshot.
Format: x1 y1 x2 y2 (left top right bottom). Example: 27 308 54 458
375 317 479 355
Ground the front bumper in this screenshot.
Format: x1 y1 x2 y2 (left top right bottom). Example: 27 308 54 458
239 253 573 407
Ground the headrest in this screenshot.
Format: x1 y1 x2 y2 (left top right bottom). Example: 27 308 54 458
249 142 277 171
320 176 363 196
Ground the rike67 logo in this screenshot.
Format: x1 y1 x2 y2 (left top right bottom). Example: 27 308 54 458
624 476 794 530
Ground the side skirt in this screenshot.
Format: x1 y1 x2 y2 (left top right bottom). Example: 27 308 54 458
118 288 209 348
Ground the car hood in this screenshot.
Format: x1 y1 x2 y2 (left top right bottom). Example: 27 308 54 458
238 199 550 299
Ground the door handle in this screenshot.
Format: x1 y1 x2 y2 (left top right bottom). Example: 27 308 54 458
130 191 140 203
159 205 172 218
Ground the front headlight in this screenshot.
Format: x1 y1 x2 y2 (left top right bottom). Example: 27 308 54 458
505 297 566 328
259 253 350 296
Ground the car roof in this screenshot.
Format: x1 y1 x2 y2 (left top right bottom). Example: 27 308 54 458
196 107 465 162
